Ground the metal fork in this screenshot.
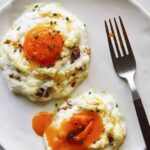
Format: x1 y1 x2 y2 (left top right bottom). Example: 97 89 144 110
0 145 5 150
105 17 150 149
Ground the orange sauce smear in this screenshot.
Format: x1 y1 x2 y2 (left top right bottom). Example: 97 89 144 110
23 26 63 67
32 111 104 150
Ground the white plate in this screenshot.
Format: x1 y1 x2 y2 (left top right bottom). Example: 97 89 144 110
0 0 150 150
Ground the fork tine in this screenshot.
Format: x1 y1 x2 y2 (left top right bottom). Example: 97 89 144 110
119 16 133 55
114 18 127 56
105 21 116 60
109 19 121 57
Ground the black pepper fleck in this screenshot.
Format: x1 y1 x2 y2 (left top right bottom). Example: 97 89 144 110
48 45 52 50
54 21 57 24
34 5 39 9
17 26 21 31
78 141 84 145
78 125 84 131
66 130 77 143
89 91 92 95
96 108 100 113
50 21 53 25
53 13 57 16
47 64 51 68
66 17 70 21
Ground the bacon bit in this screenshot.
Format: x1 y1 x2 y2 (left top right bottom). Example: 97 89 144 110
71 46 80 64
4 40 11 44
9 74 21 81
34 34 39 40
108 134 114 144
71 81 76 87
36 87 52 98
67 101 72 108
77 65 86 72
18 44 23 50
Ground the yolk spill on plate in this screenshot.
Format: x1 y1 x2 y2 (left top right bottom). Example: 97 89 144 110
32 111 104 150
23 25 63 67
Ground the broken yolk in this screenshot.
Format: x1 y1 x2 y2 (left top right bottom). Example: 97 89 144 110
32 111 104 150
23 26 63 67
32 112 53 136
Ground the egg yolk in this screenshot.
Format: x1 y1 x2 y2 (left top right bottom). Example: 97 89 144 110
32 111 104 150
23 26 63 67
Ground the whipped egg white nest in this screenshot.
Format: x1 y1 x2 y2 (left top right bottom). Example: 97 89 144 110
44 90 126 150
0 3 91 102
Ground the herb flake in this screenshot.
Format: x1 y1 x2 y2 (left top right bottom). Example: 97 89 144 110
17 26 21 31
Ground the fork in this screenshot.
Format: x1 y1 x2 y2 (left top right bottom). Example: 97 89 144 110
0 145 5 150
105 17 150 149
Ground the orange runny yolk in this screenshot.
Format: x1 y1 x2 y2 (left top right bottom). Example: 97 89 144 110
32 111 104 150
23 26 63 67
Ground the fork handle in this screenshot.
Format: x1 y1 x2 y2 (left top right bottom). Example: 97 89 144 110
134 99 150 150
127 77 150 149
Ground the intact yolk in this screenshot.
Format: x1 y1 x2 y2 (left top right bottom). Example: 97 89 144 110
23 26 63 67
32 111 104 150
